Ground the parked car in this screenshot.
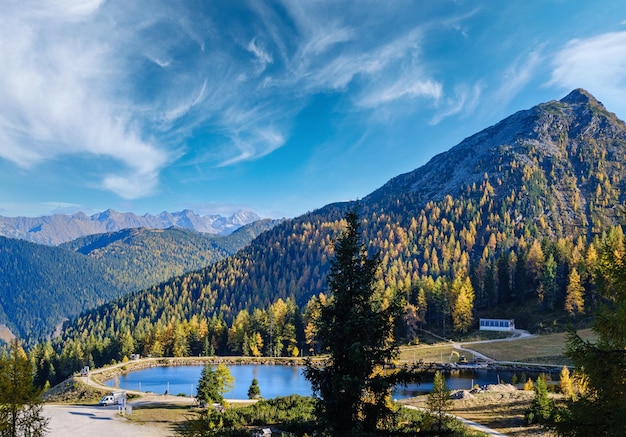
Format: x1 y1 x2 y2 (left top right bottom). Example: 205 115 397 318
99 391 125 406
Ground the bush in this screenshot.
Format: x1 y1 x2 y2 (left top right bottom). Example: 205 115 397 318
523 378 534 391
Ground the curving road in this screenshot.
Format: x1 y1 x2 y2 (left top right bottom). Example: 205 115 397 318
452 329 536 362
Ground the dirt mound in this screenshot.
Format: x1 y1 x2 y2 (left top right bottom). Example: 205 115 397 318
486 383 517 392
451 390 474 400
471 383 517 394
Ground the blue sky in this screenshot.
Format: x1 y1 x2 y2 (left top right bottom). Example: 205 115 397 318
2 1 626 219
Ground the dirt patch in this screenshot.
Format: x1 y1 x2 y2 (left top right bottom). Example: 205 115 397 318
125 402 191 435
401 387 551 436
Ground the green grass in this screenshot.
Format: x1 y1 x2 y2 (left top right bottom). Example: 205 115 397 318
460 329 596 365
399 329 596 366
398 344 478 364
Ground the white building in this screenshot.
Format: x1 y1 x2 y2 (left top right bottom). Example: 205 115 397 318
479 318 515 331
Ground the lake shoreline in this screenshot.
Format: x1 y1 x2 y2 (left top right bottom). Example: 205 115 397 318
92 356 311 385
92 355 562 386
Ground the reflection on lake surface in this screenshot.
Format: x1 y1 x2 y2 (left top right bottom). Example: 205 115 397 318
104 364 557 400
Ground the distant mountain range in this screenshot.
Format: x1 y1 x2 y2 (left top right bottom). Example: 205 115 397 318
0 209 263 245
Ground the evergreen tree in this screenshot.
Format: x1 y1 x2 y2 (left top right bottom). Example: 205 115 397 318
427 370 452 433
554 228 626 436
526 373 554 425
247 378 261 399
514 252 527 303
540 253 557 309
304 208 415 436
0 339 49 437
196 364 234 406
497 253 512 303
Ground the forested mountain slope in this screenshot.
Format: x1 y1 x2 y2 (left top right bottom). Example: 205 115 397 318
0 220 279 337
61 220 280 292
0 236 119 336
50 89 626 374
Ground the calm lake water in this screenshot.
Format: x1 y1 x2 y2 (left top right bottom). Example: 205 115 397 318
104 364 557 400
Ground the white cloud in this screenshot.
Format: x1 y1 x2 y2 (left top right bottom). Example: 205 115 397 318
430 83 482 125
102 170 160 200
247 37 273 74
298 22 355 58
144 51 172 68
25 0 105 20
273 3 445 113
290 26 426 93
219 127 286 167
487 45 544 111
0 0 474 203
44 202 84 215
549 31 626 116
359 78 442 109
0 0 170 199
500 50 543 100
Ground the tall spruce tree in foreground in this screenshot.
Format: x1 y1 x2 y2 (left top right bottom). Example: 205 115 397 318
304 208 418 436
553 226 626 436
0 339 49 437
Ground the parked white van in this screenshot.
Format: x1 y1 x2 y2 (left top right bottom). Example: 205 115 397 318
98 391 125 406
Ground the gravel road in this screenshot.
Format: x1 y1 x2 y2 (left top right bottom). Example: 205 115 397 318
44 404 170 437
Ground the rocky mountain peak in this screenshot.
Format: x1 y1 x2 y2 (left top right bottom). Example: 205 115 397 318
367 89 626 227
560 88 601 107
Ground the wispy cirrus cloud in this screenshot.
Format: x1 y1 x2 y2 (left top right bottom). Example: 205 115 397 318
499 50 543 103
0 1 170 198
430 83 482 125
358 73 442 109
0 0 471 202
548 30 626 114
220 127 286 167
247 37 274 75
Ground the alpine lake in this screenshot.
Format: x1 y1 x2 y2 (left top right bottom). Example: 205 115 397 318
104 364 558 400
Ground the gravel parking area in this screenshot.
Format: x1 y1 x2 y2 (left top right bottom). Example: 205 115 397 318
44 404 171 437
